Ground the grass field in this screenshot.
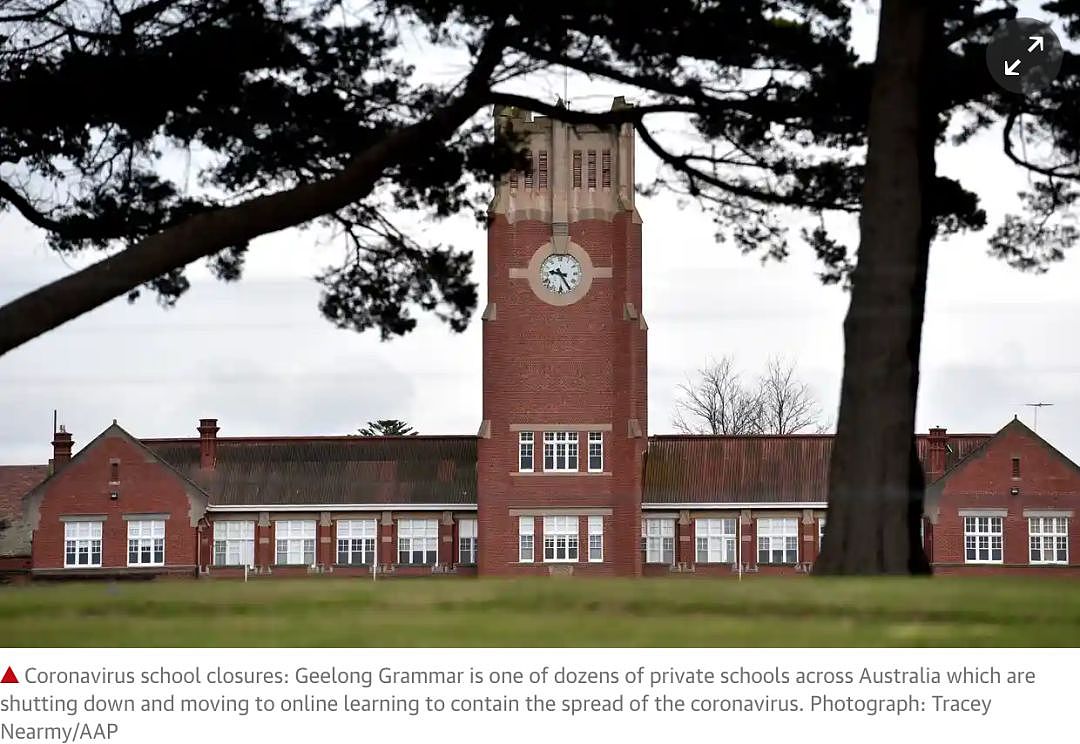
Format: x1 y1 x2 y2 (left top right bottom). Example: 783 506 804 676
1 576 1079 646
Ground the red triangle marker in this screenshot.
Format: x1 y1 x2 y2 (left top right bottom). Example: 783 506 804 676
1 667 18 683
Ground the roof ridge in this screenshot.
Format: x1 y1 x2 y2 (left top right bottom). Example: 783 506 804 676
141 434 478 443
648 432 994 440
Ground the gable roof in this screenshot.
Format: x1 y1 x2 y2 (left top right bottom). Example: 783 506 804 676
643 431 993 504
145 436 477 506
0 423 212 558
926 416 1080 497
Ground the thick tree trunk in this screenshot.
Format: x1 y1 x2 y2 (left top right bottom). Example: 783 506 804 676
814 0 941 575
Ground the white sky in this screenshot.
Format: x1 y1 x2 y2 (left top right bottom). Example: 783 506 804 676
3 1 1079 464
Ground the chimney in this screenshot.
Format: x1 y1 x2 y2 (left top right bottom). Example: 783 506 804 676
927 427 947 483
198 418 219 470
52 426 73 470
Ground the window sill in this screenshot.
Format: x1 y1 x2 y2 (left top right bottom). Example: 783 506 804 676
755 562 800 567
275 563 317 568
511 471 611 477
127 563 165 568
394 563 438 568
63 565 102 569
212 564 256 569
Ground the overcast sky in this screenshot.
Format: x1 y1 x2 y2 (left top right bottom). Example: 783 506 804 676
3 2 1079 465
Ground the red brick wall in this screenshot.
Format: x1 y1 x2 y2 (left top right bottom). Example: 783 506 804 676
931 423 1080 570
478 212 645 577
32 433 198 571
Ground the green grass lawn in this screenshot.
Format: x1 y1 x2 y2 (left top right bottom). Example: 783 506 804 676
1 576 1078 646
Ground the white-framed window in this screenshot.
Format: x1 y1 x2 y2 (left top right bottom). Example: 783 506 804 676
588 432 603 472
819 517 826 547
64 521 102 568
757 517 798 564
642 518 675 565
213 520 254 567
964 516 1003 564
127 519 165 566
519 516 534 562
397 519 438 565
275 519 316 565
337 519 376 565
588 516 603 562
458 518 478 565
696 518 737 563
1029 516 1068 565
543 515 579 562
543 432 579 472
518 432 534 472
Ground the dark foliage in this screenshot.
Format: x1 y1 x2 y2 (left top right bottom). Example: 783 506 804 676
3 1 1079 347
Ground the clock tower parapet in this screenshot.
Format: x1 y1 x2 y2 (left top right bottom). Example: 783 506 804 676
489 98 639 227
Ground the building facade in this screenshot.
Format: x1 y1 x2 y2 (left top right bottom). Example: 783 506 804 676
1 101 1078 580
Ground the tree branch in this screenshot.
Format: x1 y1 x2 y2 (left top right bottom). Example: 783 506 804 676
0 177 71 232
633 120 858 212
0 0 68 23
0 18 509 358
1001 108 1080 179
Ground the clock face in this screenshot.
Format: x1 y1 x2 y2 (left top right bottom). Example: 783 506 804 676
540 254 583 295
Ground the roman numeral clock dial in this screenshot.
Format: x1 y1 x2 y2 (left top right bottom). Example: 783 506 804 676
540 254 582 295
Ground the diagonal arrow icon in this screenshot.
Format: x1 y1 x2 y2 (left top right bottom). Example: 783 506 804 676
1004 59 1022 76
1028 36 1044 53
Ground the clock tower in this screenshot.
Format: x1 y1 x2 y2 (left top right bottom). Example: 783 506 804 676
477 99 647 577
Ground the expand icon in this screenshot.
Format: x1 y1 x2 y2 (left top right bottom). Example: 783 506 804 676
986 17 1064 95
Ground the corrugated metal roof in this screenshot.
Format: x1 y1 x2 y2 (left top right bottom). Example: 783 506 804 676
644 433 992 504
914 434 988 470
145 436 477 506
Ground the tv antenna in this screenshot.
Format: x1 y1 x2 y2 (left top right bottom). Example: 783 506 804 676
1023 402 1054 432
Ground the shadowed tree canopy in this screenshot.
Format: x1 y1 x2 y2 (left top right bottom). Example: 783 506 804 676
0 0 957 355
357 419 416 436
4 0 1080 573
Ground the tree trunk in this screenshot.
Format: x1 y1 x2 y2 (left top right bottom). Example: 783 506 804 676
814 0 941 575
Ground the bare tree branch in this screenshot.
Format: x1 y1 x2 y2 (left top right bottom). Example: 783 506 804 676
758 354 825 434
673 354 825 435
673 356 763 435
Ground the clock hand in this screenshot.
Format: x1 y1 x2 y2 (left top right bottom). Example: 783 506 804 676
560 275 570 290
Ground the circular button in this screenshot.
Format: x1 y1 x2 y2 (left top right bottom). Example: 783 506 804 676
985 17 1063 95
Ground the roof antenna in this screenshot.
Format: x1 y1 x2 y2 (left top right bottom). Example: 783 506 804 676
1023 402 1053 433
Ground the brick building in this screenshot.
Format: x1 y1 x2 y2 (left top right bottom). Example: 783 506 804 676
1 102 1078 579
